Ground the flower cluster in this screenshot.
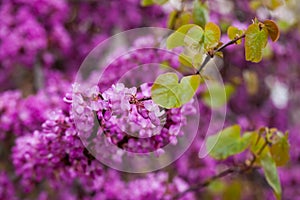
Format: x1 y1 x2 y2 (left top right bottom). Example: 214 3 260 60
11 107 104 192
0 70 70 139
0 0 166 89
71 82 196 155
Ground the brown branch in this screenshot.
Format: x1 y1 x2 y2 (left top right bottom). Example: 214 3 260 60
172 167 237 199
216 34 246 52
196 34 246 74
129 96 152 104
137 96 152 102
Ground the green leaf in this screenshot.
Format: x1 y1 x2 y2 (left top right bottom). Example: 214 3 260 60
202 83 235 108
204 22 221 49
141 0 154 6
178 46 204 69
269 131 290 166
249 129 286 200
245 23 269 63
243 70 259 95
250 131 268 159
192 0 209 28
192 52 203 67
222 181 242 200
250 0 262 10
167 11 193 30
167 24 204 49
260 152 282 200
184 26 204 47
264 20 280 42
179 53 193 67
227 26 244 45
151 73 201 108
177 12 193 27
263 0 285 10
206 125 254 160
153 0 168 5
167 22 221 52
141 0 168 6
167 10 178 29
208 180 225 194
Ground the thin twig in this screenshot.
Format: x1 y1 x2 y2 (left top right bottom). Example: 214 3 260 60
196 34 246 74
129 96 151 104
172 168 237 199
196 55 211 74
137 96 152 102
216 34 245 52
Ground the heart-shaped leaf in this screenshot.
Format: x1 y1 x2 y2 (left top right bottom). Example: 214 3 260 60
179 53 193 67
260 152 282 200
167 24 204 49
245 23 268 63
206 125 254 160
177 12 193 28
192 0 209 28
264 20 280 42
184 26 205 47
204 22 221 49
167 22 220 52
269 131 290 166
151 73 201 108
227 26 244 45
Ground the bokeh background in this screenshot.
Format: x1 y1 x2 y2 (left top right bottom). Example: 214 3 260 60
0 0 299 199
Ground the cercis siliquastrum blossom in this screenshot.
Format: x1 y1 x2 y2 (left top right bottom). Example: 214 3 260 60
70 82 196 155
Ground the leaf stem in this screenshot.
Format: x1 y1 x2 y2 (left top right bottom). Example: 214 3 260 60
196 34 245 74
257 140 268 156
216 34 246 52
196 54 211 74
